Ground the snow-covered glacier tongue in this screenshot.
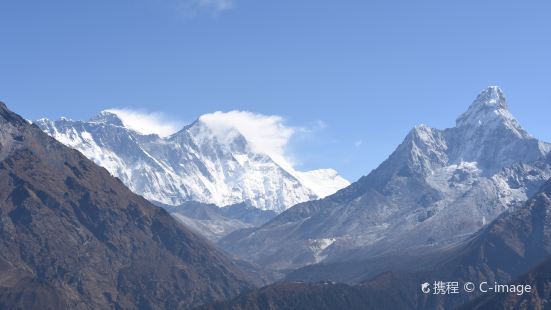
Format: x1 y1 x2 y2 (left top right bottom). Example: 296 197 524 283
219 86 551 271
35 111 349 213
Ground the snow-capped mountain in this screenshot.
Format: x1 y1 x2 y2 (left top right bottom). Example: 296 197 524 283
220 86 551 270
35 112 349 213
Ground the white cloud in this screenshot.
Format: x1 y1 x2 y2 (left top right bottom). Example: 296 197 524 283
105 108 185 137
102 108 348 196
296 119 327 134
197 111 350 196
198 111 295 169
177 0 234 16
198 0 233 11
355 140 363 147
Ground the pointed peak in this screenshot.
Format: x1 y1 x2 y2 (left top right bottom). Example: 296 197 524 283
409 124 437 139
413 123 431 131
456 86 514 128
89 110 125 127
175 119 199 133
472 86 508 110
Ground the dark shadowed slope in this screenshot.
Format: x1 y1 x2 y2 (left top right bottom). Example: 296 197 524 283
198 278 419 310
463 257 551 310
359 174 551 309
0 102 253 310
407 172 551 309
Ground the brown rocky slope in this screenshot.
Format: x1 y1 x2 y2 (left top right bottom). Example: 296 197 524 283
0 102 253 309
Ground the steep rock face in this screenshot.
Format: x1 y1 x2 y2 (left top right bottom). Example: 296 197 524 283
36 113 349 213
220 87 551 271
464 257 551 310
0 102 252 309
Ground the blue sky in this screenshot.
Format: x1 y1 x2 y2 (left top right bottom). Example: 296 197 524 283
1 0 551 181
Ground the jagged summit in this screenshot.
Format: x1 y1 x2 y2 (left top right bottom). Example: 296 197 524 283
171 119 199 136
455 86 513 128
444 86 550 172
186 118 248 145
474 85 508 109
89 110 125 127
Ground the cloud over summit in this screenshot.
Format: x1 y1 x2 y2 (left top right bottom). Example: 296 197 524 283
198 110 295 169
105 108 332 180
105 108 185 137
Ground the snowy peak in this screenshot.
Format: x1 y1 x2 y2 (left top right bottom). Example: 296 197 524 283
473 85 508 110
456 86 515 128
89 110 125 127
447 86 549 173
381 86 548 180
185 119 250 154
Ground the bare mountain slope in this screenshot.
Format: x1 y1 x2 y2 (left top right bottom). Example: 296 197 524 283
0 102 252 309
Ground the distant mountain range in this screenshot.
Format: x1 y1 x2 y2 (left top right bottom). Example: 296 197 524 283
156 201 277 241
35 113 349 213
11 86 551 309
219 86 551 271
0 102 253 309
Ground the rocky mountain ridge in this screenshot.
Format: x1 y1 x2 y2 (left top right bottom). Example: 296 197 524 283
219 86 551 271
